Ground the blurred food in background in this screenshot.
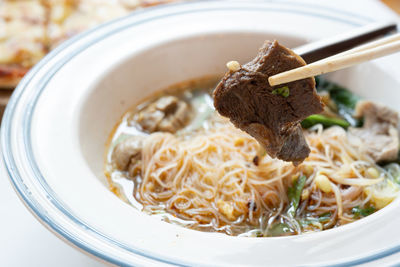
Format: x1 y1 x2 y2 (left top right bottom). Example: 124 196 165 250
0 0 177 90
382 0 400 14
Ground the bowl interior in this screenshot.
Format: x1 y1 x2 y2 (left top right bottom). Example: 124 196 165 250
79 32 400 188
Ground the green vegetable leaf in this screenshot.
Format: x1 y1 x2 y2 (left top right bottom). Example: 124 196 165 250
316 77 358 108
272 86 290 98
301 114 350 129
299 219 312 226
352 206 375 218
315 76 362 127
318 212 332 223
300 212 332 227
287 175 307 217
330 88 359 110
267 223 294 237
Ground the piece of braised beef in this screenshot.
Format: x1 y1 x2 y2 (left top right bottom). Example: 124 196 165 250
131 96 190 133
112 136 143 176
349 100 399 163
213 40 324 165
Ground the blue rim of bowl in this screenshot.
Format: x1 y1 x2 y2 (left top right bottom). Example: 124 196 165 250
3 0 399 266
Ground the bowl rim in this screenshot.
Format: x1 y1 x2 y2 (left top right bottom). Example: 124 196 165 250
3 0 400 266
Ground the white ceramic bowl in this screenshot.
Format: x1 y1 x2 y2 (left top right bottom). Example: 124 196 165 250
2 1 400 266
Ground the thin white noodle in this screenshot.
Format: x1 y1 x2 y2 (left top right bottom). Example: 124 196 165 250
115 117 396 236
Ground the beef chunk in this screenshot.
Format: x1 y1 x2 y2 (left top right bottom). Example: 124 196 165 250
349 101 399 162
112 136 144 176
213 40 324 165
131 96 190 133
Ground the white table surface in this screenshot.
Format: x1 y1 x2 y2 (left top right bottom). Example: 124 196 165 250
0 160 104 267
0 1 399 266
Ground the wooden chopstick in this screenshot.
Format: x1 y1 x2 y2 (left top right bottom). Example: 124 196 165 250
295 21 397 63
322 33 400 59
268 33 400 87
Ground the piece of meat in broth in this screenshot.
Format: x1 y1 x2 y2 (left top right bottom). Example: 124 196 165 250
349 100 399 163
213 40 324 165
131 96 190 133
112 136 144 176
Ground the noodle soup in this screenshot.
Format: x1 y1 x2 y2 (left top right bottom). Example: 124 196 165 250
105 77 400 237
